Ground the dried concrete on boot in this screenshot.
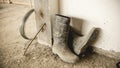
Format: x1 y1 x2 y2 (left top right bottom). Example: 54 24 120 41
52 15 79 63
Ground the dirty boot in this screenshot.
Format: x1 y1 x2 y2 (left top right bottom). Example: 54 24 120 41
73 28 99 55
52 14 79 63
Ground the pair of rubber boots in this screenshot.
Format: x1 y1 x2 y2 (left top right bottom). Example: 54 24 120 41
52 14 99 63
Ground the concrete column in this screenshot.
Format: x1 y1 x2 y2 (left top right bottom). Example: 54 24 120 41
34 0 59 47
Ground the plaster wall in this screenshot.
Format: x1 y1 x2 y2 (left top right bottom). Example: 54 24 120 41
60 0 120 52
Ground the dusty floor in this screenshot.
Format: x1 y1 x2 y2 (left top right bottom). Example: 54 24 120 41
0 4 119 68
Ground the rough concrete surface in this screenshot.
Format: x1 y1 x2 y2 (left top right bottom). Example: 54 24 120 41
0 4 119 68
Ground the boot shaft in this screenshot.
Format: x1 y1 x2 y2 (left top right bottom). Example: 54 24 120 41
53 14 71 44
53 14 70 38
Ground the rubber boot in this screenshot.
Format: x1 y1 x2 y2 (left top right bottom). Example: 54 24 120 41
52 14 79 63
73 27 99 55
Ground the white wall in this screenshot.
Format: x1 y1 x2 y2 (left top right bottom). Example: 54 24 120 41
60 0 120 52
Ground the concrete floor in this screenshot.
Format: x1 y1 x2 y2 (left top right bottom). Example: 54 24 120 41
0 4 119 68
